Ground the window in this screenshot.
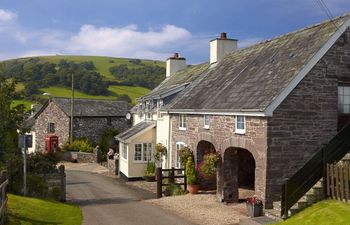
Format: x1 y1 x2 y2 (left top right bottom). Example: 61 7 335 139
203 114 210 129
338 86 350 114
107 117 112 125
176 142 186 168
122 143 128 160
134 143 153 162
47 123 55 133
179 114 186 130
235 116 246 134
157 100 163 118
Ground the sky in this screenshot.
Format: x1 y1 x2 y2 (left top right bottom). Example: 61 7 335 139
0 0 350 64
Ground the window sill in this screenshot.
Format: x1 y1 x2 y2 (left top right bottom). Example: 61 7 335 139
179 127 187 131
203 126 210 129
234 129 246 135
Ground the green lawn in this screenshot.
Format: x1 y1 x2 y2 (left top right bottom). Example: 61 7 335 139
40 85 150 104
11 100 33 110
274 200 350 225
6 194 82 225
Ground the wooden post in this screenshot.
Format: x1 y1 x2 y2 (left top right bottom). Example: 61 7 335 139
330 164 335 199
345 163 349 202
340 164 344 201
156 167 162 198
335 164 340 200
322 148 328 198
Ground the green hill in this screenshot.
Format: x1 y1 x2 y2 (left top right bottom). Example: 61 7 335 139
0 55 165 108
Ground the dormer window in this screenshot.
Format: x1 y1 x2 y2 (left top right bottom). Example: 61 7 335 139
235 115 246 134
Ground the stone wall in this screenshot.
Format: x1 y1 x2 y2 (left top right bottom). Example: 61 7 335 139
107 158 119 175
74 117 131 144
41 165 66 202
171 114 268 203
69 152 97 163
266 28 350 206
35 101 70 151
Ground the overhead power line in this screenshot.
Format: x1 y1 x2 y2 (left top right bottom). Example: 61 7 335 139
313 0 344 34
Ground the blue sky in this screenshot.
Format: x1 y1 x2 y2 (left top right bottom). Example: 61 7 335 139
0 0 350 63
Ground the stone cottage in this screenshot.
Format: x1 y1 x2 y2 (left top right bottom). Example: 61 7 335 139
32 98 130 151
166 14 350 207
121 13 350 208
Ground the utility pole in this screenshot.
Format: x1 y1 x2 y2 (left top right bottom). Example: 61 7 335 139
70 73 74 144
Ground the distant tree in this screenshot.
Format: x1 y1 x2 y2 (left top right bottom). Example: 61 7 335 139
117 94 132 104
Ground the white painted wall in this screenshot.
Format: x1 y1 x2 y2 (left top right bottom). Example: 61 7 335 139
120 127 156 178
156 114 171 168
166 58 186 77
210 38 237 64
27 131 36 154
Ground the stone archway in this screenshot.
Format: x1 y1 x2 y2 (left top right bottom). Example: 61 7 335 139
196 140 216 190
220 147 256 203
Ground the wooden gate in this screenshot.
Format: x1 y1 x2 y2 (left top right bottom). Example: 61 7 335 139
156 167 186 198
326 163 350 201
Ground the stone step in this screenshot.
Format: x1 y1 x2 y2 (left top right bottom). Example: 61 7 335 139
273 201 281 211
305 193 317 204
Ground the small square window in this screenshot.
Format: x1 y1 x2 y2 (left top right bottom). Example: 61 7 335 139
203 115 210 129
235 116 246 134
47 123 55 133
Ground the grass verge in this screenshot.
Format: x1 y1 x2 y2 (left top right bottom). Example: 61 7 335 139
6 194 82 225
274 200 350 225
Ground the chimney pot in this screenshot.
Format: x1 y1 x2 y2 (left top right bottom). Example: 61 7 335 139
166 53 186 77
220 32 227 39
173 53 179 58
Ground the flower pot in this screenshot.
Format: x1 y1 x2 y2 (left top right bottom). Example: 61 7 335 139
188 184 200 194
143 176 156 182
246 203 262 217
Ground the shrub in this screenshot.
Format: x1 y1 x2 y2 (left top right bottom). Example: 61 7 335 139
186 156 199 185
144 161 156 177
62 139 94 153
179 146 192 167
27 174 48 198
165 183 187 196
99 128 119 159
199 153 219 178
50 187 62 200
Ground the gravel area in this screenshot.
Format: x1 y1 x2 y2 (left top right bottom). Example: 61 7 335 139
146 190 254 225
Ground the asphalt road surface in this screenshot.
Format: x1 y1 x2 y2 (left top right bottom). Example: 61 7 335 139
66 169 194 225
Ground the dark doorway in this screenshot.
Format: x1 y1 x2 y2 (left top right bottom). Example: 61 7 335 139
196 140 216 190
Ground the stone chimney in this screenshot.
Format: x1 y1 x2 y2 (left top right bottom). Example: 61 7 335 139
210 32 237 65
166 53 186 77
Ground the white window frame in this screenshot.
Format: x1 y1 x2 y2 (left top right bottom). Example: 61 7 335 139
235 115 246 134
338 86 350 114
175 142 187 168
203 114 210 129
122 143 128 160
133 143 154 162
179 114 186 130
47 123 55 133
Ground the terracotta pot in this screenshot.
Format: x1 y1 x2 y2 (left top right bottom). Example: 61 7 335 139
188 184 200 194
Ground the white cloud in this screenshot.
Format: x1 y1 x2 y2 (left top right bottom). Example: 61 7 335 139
0 9 17 22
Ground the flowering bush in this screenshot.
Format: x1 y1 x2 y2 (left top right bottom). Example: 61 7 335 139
199 153 220 177
246 196 263 205
179 146 192 166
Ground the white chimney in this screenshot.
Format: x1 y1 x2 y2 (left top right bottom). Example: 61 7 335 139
210 32 237 65
166 53 186 77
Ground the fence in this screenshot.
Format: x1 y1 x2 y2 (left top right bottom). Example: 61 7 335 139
326 162 350 201
156 167 186 198
0 171 8 225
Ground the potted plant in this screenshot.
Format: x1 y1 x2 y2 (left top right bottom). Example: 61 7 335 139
199 153 220 178
186 156 200 194
143 161 156 182
179 146 192 167
246 196 263 217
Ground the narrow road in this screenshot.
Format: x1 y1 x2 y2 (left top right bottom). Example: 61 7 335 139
66 168 194 225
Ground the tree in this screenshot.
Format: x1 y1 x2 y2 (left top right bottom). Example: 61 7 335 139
116 94 132 104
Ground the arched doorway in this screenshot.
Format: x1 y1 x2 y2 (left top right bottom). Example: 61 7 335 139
196 140 216 190
222 147 255 202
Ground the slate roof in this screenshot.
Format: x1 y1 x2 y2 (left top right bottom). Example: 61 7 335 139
130 63 209 112
52 98 130 117
115 121 155 142
168 14 350 113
